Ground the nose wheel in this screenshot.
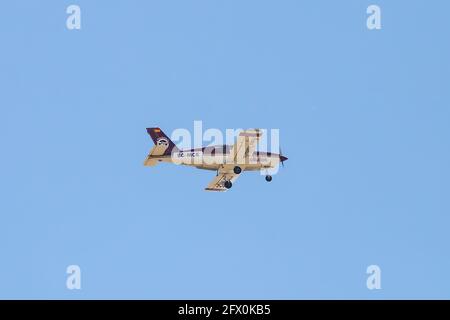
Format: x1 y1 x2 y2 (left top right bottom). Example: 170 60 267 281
265 175 272 182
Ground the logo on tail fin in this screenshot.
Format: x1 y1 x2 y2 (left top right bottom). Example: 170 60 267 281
146 127 179 156
156 138 169 146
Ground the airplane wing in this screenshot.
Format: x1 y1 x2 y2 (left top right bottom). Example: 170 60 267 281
228 129 263 164
205 166 242 192
205 129 263 191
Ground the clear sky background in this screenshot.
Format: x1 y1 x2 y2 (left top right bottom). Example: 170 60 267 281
1 1 449 299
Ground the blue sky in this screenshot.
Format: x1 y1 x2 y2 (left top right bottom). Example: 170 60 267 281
1 1 449 299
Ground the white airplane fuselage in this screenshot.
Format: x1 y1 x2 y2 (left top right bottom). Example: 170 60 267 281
152 146 285 171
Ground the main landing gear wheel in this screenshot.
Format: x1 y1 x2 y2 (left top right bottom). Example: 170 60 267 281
233 166 242 174
265 175 272 182
224 180 233 189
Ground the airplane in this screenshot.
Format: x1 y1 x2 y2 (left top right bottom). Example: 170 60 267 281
143 127 288 191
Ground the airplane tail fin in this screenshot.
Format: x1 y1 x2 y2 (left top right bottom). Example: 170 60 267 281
146 127 178 156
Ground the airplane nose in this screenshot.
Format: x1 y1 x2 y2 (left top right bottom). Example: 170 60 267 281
280 155 288 162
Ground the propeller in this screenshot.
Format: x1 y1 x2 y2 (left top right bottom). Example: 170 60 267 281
279 148 287 167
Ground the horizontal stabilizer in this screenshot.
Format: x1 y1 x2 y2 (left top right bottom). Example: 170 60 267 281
143 156 158 166
149 144 168 157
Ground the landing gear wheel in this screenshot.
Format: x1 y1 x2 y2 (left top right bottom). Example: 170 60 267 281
265 175 272 182
233 166 242 174
224 180 233 189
